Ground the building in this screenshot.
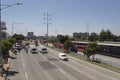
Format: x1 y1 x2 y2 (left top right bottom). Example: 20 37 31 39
27 32 34 37
71 41 120 58
0 21 7 39
73 32 89 39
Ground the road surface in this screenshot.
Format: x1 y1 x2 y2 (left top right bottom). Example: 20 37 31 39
7 46 120 80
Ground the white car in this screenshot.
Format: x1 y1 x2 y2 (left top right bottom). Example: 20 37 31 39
39 45 47 53
30 45 37 53
58 53 68 61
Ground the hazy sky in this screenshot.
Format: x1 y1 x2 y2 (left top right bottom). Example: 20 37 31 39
2 0 120 36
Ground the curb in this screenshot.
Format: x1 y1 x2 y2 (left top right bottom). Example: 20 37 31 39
4 51 13 80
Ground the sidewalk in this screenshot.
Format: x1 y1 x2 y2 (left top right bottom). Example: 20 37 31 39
0 50 12 80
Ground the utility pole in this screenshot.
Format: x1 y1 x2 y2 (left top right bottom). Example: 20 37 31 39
44 12 52 46
86 22 89 41
0 0 4 77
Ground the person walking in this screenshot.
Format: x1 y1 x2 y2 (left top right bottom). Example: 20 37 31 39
26 47 28 54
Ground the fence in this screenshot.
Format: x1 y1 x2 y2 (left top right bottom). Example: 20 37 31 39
95 58 120 68
73 51 120 69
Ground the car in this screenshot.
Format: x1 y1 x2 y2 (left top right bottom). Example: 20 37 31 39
16 44 22 50
58 53 68 61
30 45 37 53
39 45 47 53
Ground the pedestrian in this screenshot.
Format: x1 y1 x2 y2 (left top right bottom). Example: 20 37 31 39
26 47 28 54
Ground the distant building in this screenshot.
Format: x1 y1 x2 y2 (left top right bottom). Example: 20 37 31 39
27 32 34 37
1 21 7 30
73 32 89 39
0 21 7 39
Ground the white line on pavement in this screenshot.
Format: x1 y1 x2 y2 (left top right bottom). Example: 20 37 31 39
30 53 53 80
23 62 25 68
48 52 98 80
25 72 29 80
50 61 78 80
70 60 118 80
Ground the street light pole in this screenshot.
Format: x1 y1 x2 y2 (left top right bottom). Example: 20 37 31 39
0 0 3 76
0 1 23 76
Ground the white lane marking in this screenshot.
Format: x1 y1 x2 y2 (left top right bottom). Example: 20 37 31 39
20 51 29 80
50 61 78 80
30 53 53 80
48 48 119 80
70 60 118 80
23 62 25 68
25 72 29 80
48 52 98 80
69 54 120 76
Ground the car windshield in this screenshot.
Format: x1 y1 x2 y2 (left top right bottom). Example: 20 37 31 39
61 55 66 57
42 48 47 50
32 49 36 50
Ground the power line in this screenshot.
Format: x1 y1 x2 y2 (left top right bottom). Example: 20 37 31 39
55 0 91 19
50 0 75 15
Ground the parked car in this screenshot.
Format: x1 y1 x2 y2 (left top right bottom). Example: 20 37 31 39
58 53 68 61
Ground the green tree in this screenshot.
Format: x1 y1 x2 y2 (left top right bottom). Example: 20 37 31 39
99 29 106 41
2 40 12 58
89 32 99 41
8 37 17 45
57 35 69 43
12 34 25 41
64 40 72 53
83 42 99 61
106 30 112 41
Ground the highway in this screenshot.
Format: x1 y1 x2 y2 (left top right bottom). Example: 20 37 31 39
7 45 120 80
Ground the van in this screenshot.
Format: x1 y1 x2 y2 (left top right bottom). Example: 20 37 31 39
39 45 47 53
30 45 37 53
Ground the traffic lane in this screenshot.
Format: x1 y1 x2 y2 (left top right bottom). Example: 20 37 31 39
68 56 120 80
33 51 79 80
7 52 27 80
36 51 93 80
47 47 120 80
20 49 52 80
43 52 100 80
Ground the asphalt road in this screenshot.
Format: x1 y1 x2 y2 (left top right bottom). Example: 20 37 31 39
7 45 120 80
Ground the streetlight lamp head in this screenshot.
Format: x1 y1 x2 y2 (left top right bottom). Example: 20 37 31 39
16 3 23 5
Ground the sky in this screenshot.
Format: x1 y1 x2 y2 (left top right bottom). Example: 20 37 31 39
2 0 120 36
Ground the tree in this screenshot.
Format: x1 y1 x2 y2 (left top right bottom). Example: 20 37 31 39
83 42 99 61
12 34 25 41
57 35 69 43
2 40 12 59
106 30 112 41
8 37 17 45
99 29 106 41
89 32 99 41
64 40 72 53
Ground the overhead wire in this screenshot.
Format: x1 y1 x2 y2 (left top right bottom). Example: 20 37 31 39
49 0 76 15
